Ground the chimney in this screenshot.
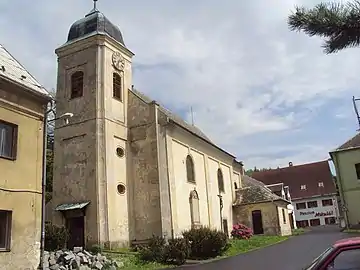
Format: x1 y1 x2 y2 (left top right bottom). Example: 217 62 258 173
289 162 293 167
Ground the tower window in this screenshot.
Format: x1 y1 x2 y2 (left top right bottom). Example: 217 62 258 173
113 73 122 101
70 71 84 99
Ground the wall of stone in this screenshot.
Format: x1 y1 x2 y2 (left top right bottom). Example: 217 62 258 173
233 202 281 236
277 205 292 236
52 39 103 248
128 91 161 241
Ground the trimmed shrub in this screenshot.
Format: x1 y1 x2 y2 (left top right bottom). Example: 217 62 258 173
44 222 69 251
231 223 253 240
164 238 191 265
182 226 229 259
138 235 167 263
89 244 103 254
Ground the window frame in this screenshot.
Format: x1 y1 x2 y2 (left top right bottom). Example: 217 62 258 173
0 210 12 252
296 202 306 210
355 163 360 180
322 199 333 207
282 209 287 224
186 155 196 184
217 168 225 193
70 71 84 99
307 201 318 208
112 72 122 101
300 184 307 190
0 120 18 161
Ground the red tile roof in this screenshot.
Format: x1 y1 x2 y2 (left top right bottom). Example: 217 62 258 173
251 160 336 200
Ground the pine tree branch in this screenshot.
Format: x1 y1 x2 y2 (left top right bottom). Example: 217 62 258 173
288 1 360 53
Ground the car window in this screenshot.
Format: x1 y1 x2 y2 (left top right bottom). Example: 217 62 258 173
304 247 334 270
327 248 360 270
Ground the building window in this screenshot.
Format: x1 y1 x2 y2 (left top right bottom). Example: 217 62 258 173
0 120 18 160
322 199 333 207
296 220 309 228
223 219 229 236
217 168 225 193
113 73 122 101
300 185 306 190
117 184 126 195
116 147 125 158
355 163 360 179
234 182 238 190
186 155 195 183
70 71 84 99
310 218 320 227
296 202 306 210
307 201 318 208
318 182 324 187
189 190 200 227
325 217 336 225
0 210 12 251
282 209 286 224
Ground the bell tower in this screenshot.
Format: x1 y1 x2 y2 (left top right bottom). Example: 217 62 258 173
51 1 134 248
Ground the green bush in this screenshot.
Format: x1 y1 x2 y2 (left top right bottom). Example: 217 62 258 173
89 244 103 254
138 235 167 263
182 226 229 259
44 223 69 251
164 238 191 265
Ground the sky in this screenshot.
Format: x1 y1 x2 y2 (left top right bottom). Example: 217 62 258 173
0 0 359 170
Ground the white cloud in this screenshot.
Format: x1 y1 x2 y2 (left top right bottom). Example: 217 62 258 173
1 0 358 169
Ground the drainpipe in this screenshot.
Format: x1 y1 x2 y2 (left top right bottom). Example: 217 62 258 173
331 153 350 229
38 101 53 270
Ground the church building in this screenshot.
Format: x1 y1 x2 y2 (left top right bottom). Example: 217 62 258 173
49 2 244 249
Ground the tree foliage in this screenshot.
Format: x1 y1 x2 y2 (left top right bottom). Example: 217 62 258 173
288 0 360 53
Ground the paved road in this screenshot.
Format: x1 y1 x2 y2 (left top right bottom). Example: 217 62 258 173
177 225 355 270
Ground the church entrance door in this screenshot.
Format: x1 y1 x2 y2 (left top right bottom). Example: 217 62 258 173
252 210 264 235
66 216 85 249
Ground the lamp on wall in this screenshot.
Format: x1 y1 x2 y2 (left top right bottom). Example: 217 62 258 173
217 194 223 231
39 109 73 270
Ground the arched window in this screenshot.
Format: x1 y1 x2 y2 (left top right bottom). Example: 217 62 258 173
113 73 122 101
70 71 84 99
186 155 195 183
189 190 200 227
217 168 224 193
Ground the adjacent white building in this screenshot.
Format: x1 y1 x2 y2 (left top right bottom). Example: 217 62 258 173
294 195 339 227
252 160 340 228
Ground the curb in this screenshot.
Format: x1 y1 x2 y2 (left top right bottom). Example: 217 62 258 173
174 236 292 268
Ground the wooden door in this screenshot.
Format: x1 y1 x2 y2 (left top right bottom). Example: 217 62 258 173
252 210 264 235
66 216 85 249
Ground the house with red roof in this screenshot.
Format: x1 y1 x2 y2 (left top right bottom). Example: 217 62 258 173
330 132 360 229
252 161 339 228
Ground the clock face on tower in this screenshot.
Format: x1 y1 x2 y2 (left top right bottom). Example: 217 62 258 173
112 51 125 71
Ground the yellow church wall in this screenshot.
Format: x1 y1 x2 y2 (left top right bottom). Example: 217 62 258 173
166 125 235 236
0 81 48 269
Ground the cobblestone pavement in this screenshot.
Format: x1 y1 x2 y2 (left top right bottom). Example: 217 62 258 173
177 225 354 270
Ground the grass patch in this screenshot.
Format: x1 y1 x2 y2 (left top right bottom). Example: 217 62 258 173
104 252 174 270
292 228 308 236
344 229 360 234
224 235 289 257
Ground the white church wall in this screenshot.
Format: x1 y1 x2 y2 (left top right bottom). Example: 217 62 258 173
166 125 234 236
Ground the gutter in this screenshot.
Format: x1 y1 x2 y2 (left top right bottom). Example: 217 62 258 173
38 100 53 269
330 152 350 229
0 74 52 102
